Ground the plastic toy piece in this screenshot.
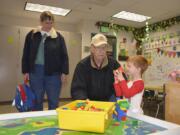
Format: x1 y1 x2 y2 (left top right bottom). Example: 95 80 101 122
72 101 104 112
113 98 130 122
113 122 120 126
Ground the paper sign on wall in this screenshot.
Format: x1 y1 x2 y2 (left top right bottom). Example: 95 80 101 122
7 36 14 44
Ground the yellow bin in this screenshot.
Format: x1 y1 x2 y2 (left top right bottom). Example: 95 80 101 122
56 100 115 133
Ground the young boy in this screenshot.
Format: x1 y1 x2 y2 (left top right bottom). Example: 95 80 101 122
114 55 148 114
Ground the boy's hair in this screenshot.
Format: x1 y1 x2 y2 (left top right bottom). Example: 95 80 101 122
40 11 54 22
127 55 148 74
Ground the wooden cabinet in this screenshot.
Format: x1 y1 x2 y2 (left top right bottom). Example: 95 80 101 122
165 82 180 124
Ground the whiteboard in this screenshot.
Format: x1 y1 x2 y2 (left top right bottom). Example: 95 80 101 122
144 45 180 87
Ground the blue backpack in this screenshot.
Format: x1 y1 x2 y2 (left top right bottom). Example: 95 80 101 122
12 83 35 112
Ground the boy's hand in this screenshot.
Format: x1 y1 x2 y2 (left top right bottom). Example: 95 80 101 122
118 71 125 81
113 70 119 83
114 69 125 81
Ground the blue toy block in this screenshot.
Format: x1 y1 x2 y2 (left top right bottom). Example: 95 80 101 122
113 98 129 122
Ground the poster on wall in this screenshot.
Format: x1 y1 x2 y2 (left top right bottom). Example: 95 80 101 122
118 38 137 61
144 50 180 87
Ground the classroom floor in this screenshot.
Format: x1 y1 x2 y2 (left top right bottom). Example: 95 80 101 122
0 99 72 114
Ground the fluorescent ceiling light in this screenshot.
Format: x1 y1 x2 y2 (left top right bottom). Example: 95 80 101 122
25 2 71 16
113 11 151 22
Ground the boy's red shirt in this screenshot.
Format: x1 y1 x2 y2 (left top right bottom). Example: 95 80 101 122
114 80 144 98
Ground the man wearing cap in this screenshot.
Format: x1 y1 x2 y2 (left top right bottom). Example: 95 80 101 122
71 33 126 101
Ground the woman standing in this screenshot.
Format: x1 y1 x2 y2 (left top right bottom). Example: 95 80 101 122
22 11 69 110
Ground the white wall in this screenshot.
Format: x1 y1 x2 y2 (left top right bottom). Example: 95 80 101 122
143 24 180 87
77 20 99 58
0 14 134 59
77 20 134 59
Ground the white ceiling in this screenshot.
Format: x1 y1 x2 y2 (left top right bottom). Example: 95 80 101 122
0 0 180 27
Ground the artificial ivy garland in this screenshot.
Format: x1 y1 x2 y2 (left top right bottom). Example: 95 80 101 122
96 16 180 44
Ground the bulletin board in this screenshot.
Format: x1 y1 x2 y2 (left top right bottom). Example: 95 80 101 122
143 34 180 88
